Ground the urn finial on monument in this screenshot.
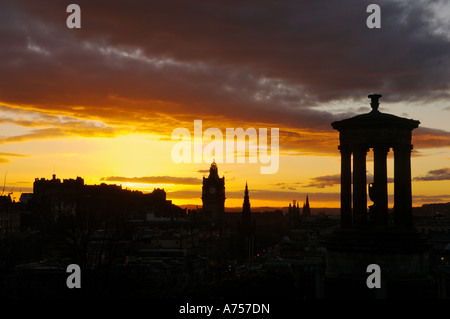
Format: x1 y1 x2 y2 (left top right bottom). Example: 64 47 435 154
368 93 382 112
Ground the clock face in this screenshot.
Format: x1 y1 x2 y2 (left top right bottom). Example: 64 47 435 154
209 187 216 194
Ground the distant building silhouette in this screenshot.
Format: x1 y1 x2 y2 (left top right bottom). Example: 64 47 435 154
302 195 311 218
30 174 181 229
241 182 255 262
288 195 310 226
0 195 20 234
288 200 300 226
201 160 225 232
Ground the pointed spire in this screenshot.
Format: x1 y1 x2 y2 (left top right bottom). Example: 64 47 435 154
244 182 249 201
243 182 250 210
303 194 311 217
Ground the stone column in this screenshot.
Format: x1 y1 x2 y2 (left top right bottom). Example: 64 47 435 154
394 144 413 228
353 145 368 226
339 145 352 228
373 146 389 226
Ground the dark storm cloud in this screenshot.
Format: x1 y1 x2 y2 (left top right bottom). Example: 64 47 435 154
1 0 449 146
414 167 450 181
413 127 450 149
305 174 342 188
55 0 449 102
304 172 397 189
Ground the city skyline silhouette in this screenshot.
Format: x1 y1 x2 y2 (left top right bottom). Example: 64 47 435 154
1 0 450 302
0 1 450 211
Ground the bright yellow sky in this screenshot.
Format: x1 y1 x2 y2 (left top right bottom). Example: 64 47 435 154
2 116 450 210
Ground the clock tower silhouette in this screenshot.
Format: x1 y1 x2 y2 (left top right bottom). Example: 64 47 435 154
201 160 225 231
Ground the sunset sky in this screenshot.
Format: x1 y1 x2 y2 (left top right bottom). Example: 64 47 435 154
1 0 450 209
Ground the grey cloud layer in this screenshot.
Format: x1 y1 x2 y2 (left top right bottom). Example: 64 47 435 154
1 0 449 144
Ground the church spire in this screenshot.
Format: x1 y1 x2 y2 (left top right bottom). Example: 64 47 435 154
243 181 250 211
241 182 254 262
242 182 251 234
303 194 311 217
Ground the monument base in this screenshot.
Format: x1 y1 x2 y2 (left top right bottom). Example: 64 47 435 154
322 228 436 299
